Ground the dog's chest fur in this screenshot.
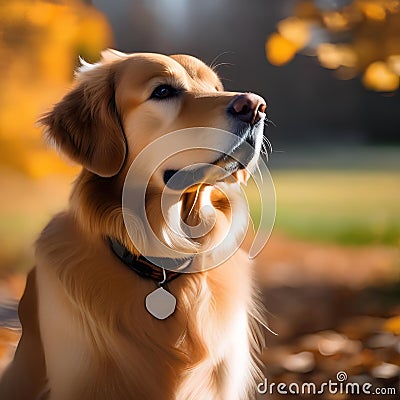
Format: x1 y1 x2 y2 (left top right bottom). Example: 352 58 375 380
34 213 263 400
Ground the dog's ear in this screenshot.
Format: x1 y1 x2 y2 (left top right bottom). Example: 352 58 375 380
100 48 128 63
39 64 126 177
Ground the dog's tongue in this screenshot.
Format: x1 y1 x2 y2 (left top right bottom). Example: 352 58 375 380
180 184 213 228
179 169 250 227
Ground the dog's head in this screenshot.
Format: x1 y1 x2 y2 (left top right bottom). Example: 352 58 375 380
40 50 267 263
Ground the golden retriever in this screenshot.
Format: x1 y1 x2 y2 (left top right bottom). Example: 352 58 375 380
0 49 267 400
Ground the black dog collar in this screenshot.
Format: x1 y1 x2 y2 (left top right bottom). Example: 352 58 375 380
108 238 194 285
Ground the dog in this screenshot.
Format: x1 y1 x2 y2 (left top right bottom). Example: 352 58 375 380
0 49 268 400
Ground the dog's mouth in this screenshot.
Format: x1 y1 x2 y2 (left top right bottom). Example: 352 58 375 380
163 135 257 191
159 132 260 234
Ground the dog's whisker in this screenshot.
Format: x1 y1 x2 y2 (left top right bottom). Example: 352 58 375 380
260 145 269 164
261 141 269 157
211 62 234 72
262 136 273 155
263 117 277 128
218 77 233 83
261 140 266 153
252 314 278 336
209 51 235 71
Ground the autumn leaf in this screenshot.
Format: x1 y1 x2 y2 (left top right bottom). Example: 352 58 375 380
384 316 400 335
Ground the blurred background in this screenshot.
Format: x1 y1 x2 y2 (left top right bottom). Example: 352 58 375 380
0 0 399 397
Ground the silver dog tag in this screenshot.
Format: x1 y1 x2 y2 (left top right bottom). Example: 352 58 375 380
145 287 176 320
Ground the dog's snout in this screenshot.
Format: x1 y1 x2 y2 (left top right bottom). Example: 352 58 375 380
227 93 267 126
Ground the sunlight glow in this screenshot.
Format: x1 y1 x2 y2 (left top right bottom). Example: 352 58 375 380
277 17 311 50
265 33 297 66
362 61 400 91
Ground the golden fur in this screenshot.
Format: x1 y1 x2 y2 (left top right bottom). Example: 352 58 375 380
0 50 266 400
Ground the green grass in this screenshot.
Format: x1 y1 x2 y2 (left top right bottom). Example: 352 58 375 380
0 170 399 276
247 170 400 246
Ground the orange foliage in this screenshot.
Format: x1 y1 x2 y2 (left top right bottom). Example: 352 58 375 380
0 0 113 178
265 33 298 66
266 0 400 92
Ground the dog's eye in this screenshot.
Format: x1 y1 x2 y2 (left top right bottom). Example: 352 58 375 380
150 85 179 100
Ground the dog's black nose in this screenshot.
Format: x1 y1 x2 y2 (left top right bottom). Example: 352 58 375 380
227 93 267 126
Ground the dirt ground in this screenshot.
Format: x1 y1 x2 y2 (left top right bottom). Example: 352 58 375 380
0 233 399 398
